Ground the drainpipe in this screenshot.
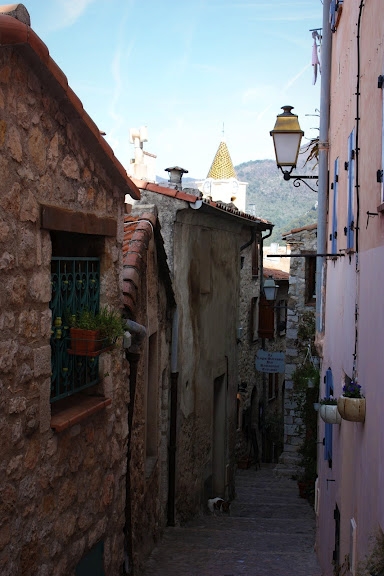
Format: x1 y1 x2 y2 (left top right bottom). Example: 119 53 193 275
316 0 331 337
123 319 147 576
167 307 179 526
260 228 273 291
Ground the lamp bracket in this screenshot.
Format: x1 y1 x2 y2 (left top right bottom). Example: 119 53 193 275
280 167 318 192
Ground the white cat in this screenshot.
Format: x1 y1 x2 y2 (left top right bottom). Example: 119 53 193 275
207 497 231 514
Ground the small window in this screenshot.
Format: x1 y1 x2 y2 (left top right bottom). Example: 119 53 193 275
305 256 316 305
258 296 274 339
50 256 101 402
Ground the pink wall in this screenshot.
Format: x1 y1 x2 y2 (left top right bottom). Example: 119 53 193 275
317 1 384 573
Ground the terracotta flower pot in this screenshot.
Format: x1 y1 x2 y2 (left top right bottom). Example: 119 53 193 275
320 404 341 424
69 327 102 356
337 395 366 423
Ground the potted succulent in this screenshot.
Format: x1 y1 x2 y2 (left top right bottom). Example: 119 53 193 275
319 397 341 424
68 306 126 356
337 380 365 422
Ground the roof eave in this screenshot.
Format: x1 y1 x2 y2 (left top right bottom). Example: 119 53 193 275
0 14 140 201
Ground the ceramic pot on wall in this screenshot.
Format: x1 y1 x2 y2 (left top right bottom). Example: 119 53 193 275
320 404 341 424
337 395 366 423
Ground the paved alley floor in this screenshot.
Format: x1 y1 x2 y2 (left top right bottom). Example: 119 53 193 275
142 465 322 576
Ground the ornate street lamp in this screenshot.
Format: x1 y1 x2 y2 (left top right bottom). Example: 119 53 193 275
263 275 279 302
270 105 318 192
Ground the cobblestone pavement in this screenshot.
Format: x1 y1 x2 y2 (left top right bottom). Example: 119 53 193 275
142 465 322 576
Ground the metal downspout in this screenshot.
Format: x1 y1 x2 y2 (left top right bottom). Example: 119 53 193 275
167 307 179 526
316 0 332 338
123 320 147 576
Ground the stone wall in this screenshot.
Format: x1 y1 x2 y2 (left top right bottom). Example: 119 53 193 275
276 225 317 476
0 47 129 575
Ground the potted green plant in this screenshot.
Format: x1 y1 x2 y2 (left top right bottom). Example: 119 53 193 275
68 306 126 356
337 380 365 422
319 397 341 424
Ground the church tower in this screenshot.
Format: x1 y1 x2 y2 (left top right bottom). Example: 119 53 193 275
198 137 247 212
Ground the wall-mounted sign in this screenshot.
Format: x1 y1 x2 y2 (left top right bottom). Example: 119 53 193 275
255 350 285 373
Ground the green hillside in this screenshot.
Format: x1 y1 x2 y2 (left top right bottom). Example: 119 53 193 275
236 156 318 245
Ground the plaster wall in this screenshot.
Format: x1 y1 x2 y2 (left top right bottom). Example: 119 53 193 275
317 1 384 573
173 209 242 520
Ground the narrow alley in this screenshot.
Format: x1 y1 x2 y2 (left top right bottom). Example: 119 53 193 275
142 466 322 576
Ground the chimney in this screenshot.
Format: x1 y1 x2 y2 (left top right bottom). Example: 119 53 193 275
0 4 30 25
164 166 189 190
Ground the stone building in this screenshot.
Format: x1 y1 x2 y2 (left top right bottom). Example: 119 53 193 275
122 206 175 574
275 224 317 476
0 7 140 575
236 237 289 467
130 171 272 523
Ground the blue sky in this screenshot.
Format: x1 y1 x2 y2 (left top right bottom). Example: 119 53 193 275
25 0 322 179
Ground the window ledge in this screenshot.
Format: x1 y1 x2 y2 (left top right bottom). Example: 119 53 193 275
51 395 111 432
377 202 384 213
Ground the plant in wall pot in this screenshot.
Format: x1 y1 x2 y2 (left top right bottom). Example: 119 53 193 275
68 307 126 356
320 396 341 425
337 380 366 423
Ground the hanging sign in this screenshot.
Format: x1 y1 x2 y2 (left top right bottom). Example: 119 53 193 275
255 350 285 373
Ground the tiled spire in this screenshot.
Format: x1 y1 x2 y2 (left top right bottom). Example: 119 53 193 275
207 140 237 179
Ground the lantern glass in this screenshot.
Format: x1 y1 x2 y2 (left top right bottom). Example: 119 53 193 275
263 277 279 301
270 105 304 169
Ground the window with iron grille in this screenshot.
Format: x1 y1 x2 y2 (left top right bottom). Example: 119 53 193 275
50 257 101 402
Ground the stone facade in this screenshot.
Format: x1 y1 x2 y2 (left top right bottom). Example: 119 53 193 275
122 206 174 574
276 224 317 476
0 17 139 575
132 179 272 523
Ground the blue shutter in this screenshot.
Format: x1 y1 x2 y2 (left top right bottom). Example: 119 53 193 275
329 0 336 31
324 369 333 464
331 158 339 254
347 130 355 250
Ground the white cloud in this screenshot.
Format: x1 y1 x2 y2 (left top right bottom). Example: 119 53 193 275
58 0 97 27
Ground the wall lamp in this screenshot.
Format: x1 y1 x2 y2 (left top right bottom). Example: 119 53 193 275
263 275 279 302
270 105 318 193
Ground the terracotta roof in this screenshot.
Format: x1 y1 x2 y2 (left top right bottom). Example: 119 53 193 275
131 178 273 229
0 13 140 201
263 267 289 281
207 140 237 179
122 211 174 319
282 223 317 238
